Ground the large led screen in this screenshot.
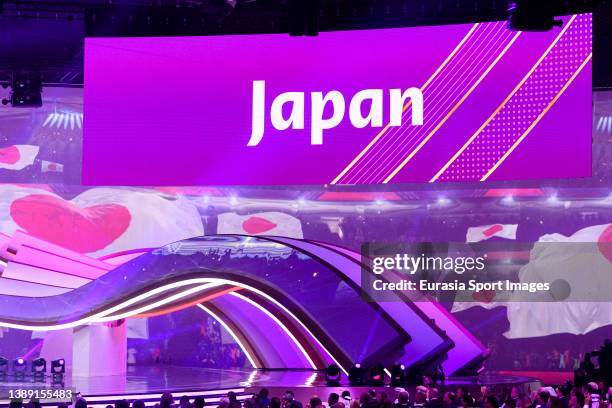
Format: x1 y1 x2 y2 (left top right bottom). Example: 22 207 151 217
84 14 592 185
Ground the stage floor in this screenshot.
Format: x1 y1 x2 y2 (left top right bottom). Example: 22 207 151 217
0 365 543 398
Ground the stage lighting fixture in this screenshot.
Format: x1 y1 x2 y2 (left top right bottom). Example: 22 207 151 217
51 358 66 374
325 364 341 386
0 357 8 375
51 358 66 385
8 91 43 107
390 364 406 386
348 363 365 386
13 358 26 379
369 363 385 386
14 358 25 369
3 71 43 108
406 364 425 385
507 0 562 32
32 358 46 373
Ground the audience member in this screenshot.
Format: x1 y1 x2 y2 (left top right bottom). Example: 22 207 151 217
116 400 130 408
393 391 410 408
568 389 584 408
161 392 175 408
427 388 443 408
43 379 612 408
360 394 373 408
462 395 475 408
534 391 551 408
547 396 563 408
258 389 271 408
484 396 499 408
309 397 323 408
180 396 191 408
75 398 88 408
586 383 600 408
193 397 206 408
282 391 303 408
443 392 458 408
479 388 490 408
414 391 428 408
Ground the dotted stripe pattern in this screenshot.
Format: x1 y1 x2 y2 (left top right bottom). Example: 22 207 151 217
439 13 592 181
335 22 513 184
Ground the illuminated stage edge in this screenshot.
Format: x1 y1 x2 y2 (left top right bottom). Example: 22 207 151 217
0 366 543 408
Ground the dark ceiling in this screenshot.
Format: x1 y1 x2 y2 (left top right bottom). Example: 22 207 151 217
0 0 610 88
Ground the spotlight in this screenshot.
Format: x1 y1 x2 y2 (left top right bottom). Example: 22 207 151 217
348 363 365 386
32 358 46 374
51 359 66 374
501 195 515 206
42 111 83 130
369 363 385 386
13 358 26 379
436 197 452 206
14 358 26 370
390 364 406 386
325 364 341 386
547 194 561 206
596 115 612 134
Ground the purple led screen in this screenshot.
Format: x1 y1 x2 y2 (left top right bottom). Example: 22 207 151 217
83 14 592 186
0 185 611 373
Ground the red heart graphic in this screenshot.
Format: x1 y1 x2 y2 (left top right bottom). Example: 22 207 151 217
242 216 277 235
597 224 612 263
472 289 496 303
483 224 503 237
0 146 20 165
10 194 131 253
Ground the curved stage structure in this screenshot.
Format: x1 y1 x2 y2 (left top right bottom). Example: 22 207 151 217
0 234 488 377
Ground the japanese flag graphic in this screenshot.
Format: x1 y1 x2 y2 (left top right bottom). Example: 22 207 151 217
0 185 204 257
466 224 518 243
505 224 612 338
217 212 303 238
41 160 64 173
0 145 39 170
